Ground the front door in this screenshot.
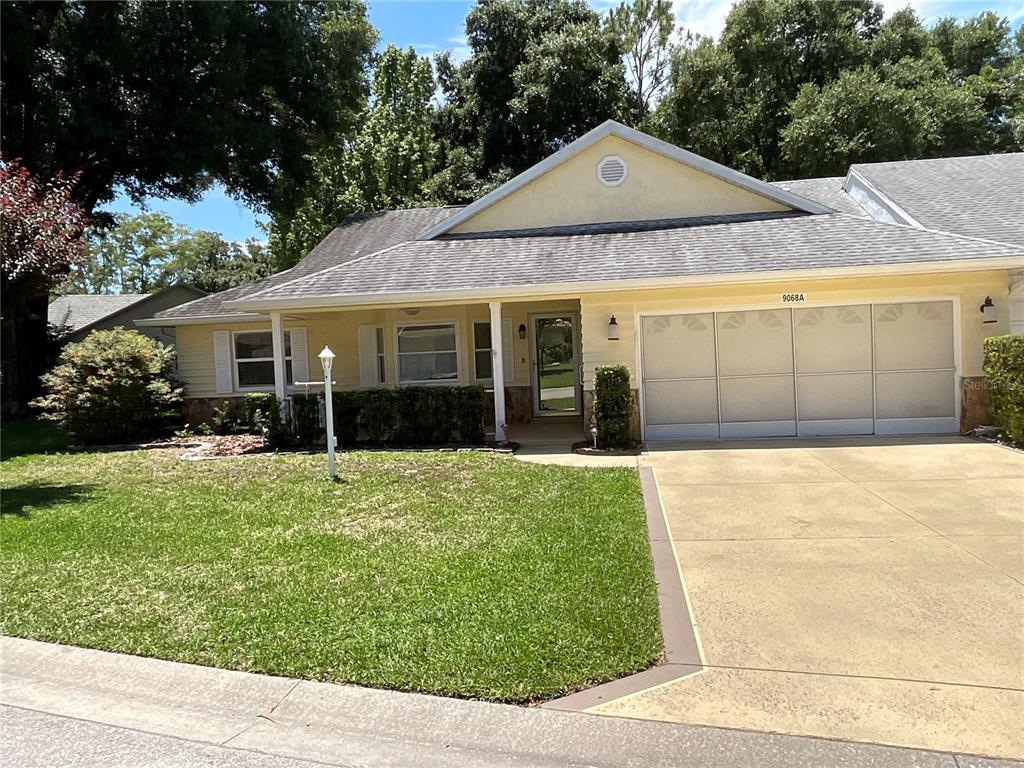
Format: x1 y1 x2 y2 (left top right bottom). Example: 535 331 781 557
532 314 581 415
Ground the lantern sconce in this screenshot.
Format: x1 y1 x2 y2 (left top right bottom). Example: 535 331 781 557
980 296 997 324
518 323 527 340
607 315 620 341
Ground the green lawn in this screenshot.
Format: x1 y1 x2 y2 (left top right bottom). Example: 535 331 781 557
0 443 661 702
1 419 71 460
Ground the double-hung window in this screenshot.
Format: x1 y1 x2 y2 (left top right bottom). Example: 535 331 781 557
234 331 292 390
473 321 493 380
396 323 459 384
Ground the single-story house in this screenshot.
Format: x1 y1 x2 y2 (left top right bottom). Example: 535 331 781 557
139 121 1024 442
49 285 206 346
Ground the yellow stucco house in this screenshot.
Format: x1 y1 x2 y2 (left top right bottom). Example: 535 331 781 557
139 121 1024 443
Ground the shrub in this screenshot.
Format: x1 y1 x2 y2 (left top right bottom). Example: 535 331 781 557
291 386 485 447
30 327 182 444
594 364 633 449
984 335 1024 444
211 393 285 447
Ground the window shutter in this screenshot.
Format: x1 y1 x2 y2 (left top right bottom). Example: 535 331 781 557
501 319 515 381
358 325 380 387
213 331 232 394
290 328 308 384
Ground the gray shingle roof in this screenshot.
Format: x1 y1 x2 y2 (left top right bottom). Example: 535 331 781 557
771 177 867 216
851 153 1024 246
231 214 1023 307
155 206 463 319
48 294 149 330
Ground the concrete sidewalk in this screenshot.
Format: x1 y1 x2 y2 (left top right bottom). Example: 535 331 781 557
2 637 1020 768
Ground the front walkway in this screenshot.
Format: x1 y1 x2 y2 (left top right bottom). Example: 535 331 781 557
1 636 1014 768
583 436 1024 760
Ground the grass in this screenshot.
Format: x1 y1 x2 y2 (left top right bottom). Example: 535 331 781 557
1 419 71 461
0 443 661 702
539 361 575 389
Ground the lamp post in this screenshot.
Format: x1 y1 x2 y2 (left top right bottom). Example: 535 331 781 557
318 346 337 480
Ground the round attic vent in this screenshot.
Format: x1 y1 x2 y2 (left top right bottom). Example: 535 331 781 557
597 155 627 187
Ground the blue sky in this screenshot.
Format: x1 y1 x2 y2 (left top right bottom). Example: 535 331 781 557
104 0 1023 243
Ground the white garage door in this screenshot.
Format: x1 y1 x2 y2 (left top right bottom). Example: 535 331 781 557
641 301 957 441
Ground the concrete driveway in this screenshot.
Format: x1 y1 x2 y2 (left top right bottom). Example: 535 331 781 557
589 437 1024 759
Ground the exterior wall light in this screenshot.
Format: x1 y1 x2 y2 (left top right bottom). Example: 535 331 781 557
608 315 620 340
980 296 997 324
318 346 338 481
518 323 527 339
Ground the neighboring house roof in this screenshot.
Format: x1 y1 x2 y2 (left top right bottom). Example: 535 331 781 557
846 153 1024 246
49 294 149 331
415 120 832 240
153 206 462 321
771 177 867 217
226 214 1023 309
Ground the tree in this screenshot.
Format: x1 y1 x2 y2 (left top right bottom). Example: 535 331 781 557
69 213 273 294
607 0 675 116
1 160 88 411
271 45 440 269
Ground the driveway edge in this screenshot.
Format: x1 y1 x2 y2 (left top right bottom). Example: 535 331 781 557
542 466 703 711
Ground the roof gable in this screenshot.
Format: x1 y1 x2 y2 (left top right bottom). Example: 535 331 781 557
418 121 832 239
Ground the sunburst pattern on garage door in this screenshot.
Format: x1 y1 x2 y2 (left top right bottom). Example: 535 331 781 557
640 301 957 440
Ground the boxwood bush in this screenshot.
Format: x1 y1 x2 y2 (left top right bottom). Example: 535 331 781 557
30 327 182 444
594 364 633 449
292 386 485 447
984 334 1024 444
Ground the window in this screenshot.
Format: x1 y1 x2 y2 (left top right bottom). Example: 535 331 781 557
234 331 292 390
396 323 458 384
473 322 493 380
374 327 386 384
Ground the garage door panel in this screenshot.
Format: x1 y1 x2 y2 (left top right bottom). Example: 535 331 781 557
794 305 872 373
720 376 796 423
797 372 873 420
642 313 716 380
876 371 956 419
644 379 718 425
717 310 793 376
874 302 954 371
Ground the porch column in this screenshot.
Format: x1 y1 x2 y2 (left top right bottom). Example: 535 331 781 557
270 311 287 402
489 301 507 442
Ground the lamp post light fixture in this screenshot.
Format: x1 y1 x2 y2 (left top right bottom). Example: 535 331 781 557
980 296 997 324
318 346 337 481
590 425 598 449
607 315 619 341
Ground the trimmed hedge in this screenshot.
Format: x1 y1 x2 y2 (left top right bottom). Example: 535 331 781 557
292 386 485 447
211 393 286 447
594 364 633 449
984 334 1024 444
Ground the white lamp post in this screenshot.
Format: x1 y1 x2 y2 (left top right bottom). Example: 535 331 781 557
318 346 337 481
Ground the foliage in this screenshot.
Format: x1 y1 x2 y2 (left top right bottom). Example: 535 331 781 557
68 213 271 294
607 0 675 116
210 393 285 448
0 1 376 213
593 365 634 449
30 328 182 444
0 448 659 701
983 335 1024 445
270 45 439 269
290 387 485 447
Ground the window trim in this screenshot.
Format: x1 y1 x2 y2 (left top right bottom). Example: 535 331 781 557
394 319 462 386
232 329 293 392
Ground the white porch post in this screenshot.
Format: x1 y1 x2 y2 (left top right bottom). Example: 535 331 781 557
489 301 507 442
270 311 287 403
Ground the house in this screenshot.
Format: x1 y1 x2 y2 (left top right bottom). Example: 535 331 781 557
138 121 1024 441
49 285 206 346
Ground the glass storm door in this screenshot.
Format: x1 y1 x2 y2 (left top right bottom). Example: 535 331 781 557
533 315 581 415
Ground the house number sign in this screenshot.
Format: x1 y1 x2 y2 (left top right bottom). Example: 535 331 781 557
780 292 808 303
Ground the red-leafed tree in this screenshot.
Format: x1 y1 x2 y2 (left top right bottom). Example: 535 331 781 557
1 159 89 412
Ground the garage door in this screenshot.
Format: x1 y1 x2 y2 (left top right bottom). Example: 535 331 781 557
641 301 957 440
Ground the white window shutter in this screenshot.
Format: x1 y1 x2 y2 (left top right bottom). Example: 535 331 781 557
213 331 232 394
501 319 515 381
289 328 308 385
358 325 380 387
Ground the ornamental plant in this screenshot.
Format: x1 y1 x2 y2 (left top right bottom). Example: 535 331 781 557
594 364 634 449
984 335 1024 445
31 328 183 444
